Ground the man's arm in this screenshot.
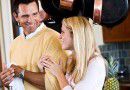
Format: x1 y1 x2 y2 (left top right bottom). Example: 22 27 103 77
0 65 45 90
10 65 46 90
24 70 45 89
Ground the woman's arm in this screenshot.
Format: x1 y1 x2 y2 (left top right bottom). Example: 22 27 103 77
74 57 106 90
57 71 69 89
39 56 106 90
63 56 106 90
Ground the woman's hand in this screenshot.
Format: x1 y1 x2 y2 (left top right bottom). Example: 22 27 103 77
40 56 64 77
37 56 46 72
39 56 69 89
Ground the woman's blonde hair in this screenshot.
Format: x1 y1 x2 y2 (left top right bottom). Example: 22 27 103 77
62 16 101 83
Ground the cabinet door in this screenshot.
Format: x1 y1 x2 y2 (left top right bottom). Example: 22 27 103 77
103 11 130 43
120 86 130 90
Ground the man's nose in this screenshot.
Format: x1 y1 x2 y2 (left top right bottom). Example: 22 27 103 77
27 16 35 23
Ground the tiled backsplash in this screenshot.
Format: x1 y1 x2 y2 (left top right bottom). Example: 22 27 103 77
99 42 130 73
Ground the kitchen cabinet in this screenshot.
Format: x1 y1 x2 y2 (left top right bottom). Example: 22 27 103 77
120 83 130 90
103 10 130 43
119 74 130 90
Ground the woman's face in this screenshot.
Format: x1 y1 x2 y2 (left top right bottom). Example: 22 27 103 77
59 24 74 50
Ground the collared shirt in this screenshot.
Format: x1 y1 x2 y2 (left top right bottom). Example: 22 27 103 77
21 23 46 39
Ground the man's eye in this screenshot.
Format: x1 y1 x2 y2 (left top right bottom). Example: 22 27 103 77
22 15 29 18
33 12 38 16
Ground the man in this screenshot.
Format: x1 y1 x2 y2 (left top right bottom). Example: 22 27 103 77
0 0 68 90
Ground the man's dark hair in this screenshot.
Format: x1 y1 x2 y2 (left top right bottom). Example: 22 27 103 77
11 0 39 15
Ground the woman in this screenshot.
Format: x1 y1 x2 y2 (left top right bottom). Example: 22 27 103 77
38 16 106 90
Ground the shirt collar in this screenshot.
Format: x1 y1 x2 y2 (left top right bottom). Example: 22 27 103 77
21 22 46 39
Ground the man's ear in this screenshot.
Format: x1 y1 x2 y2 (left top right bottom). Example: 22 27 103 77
13 12 19 22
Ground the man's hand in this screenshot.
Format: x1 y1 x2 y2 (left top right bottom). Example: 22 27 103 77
0 64 15 86
10 64 23 77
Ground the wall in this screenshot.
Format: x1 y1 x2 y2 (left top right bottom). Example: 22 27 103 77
90 19 130 73
0 1 13 89
89 19 104 46
99 42 130 73
89 17 130 76
0 0 14 66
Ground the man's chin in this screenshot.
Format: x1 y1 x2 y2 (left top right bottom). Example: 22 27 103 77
30 29 36 33
28 27 37 32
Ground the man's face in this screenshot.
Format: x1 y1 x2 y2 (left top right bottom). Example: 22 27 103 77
14 1 41 35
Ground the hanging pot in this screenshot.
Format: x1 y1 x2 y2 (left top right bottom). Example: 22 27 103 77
40 0 129 27
40 0 80 21
81 0 129 27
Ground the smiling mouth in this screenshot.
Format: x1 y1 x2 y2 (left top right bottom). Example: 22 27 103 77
25 22 35 26
27 24 34 26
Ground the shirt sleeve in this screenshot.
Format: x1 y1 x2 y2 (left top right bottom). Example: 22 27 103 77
63 56 106 90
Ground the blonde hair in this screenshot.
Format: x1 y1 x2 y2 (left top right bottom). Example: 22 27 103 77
62 16 101 83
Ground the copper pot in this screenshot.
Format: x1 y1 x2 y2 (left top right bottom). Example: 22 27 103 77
60 0 74 10
40 0 129 27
